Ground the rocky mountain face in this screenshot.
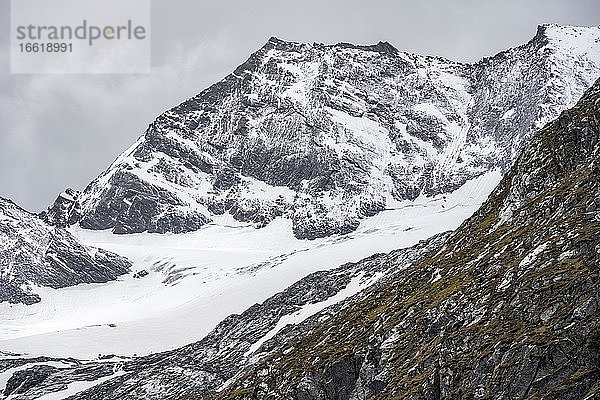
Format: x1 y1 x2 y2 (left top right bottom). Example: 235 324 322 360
45 24 600 239
0 197 131 305
4 78 598 399
218 78 600 399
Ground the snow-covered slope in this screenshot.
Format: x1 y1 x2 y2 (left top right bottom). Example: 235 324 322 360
0 197 131 306
0 170 500 358
46 24 600 239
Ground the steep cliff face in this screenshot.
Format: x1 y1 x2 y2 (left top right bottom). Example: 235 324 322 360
470 24 600 160
220 78 600 399
47 24 600 239
0 197 131 305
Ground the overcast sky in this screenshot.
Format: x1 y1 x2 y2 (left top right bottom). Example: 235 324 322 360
1 0 599 211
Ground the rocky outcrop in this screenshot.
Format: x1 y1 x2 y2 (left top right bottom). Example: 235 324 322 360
3 365 58 397
0 197 131 305
39 188 81 228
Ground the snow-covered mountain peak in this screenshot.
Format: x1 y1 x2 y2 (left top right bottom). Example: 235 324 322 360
538 23 600 39
535 24 600 79
51 26 600 239
539 24 600 117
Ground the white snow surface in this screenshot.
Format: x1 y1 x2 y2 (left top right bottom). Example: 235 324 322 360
0 171 501 359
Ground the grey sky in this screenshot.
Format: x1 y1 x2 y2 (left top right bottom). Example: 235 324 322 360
1 0 599 211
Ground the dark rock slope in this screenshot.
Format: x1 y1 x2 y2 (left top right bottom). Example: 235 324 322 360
220 78 600 399
0 197 131 305
49 24 600 239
